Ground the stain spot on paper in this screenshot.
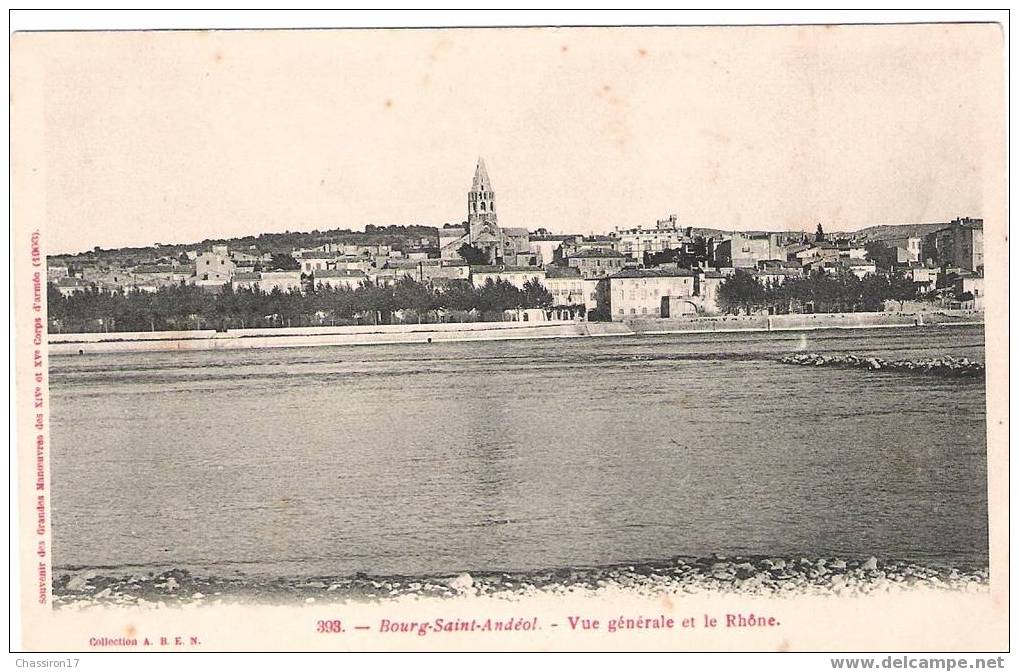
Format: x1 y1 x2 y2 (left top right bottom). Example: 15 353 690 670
593 85 632 149
429 37 454 64
778 639 791 652
702 129 732 145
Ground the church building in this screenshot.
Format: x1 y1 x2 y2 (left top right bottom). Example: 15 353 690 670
439 158 532 265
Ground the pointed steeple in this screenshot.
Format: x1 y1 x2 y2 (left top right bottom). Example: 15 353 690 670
467 156 497 230
472 156 492 192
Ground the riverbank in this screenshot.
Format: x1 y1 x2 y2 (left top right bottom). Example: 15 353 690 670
47 309 983 356
51 555 988 608
625 309 982 335
47 321 632 355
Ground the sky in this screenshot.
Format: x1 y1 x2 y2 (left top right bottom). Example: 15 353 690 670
13 24 1005 253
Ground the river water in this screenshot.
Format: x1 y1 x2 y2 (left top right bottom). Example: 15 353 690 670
49 326 988 578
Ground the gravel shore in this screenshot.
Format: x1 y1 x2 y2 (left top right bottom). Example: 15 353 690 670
779 353 984 377
52 555 989 609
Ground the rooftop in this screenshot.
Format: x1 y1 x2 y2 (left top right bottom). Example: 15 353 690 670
134 264 190 274
471 265 546 274
747 268 802 276
544 266 583 279
384 258 432 268
529 234 576 242
569 248 628 259
609 268 695 279
315 269 368 278
55 277 88 286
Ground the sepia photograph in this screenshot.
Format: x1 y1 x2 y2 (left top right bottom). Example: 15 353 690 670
11 14 1008 655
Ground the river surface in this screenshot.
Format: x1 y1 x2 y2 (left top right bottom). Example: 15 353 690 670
49 326 988 577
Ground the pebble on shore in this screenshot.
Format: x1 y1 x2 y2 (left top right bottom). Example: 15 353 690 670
779 353 984 377
51 556 989 609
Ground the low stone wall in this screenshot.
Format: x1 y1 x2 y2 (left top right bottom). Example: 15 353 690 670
47 311 982 356
224 321 577 338
48 329 218 343
770 312 917 331
47 320 608 356
628 310 983 335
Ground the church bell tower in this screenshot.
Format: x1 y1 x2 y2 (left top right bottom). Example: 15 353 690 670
467 157 497 234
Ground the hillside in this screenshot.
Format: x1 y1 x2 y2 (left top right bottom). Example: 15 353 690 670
49 224 441 265
48 219 969 266
850 222 951 241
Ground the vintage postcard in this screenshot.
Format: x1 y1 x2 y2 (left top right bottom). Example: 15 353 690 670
11 20 1008 653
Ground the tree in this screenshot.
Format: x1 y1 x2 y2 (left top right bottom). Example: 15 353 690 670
436 280 479 313
456 244 490 266
521 278 553 309
392 276 436 321
270 253 301 271
46 283 66 326
815 223 825 243
349 279 395 324
717 270 766 315
476 278 523 315
889 275 919 309
864 241 896 270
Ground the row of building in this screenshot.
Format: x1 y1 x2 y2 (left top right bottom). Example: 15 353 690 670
48 157 985 319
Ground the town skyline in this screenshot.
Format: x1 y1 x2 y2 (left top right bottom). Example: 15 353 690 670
46 204 981 257
29 25 1000 255
44 152 984 257
44 149 987 256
